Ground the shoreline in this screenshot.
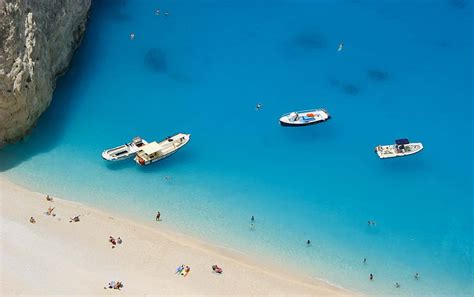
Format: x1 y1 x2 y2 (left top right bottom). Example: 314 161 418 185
0 176 359 296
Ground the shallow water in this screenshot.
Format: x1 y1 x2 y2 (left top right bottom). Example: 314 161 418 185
1 1 473 295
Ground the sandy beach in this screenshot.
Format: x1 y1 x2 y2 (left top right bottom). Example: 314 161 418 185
0 176 357 296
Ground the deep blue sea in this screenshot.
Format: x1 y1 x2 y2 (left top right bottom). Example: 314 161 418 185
1 0 472 295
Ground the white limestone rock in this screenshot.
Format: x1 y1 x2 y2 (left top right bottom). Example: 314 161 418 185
0 0 91 146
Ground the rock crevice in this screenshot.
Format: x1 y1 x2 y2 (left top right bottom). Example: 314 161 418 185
0 0 91 147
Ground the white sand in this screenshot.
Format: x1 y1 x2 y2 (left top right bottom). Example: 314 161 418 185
0 177 358 296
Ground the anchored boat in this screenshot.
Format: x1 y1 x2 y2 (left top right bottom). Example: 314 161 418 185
134 133 190 166
279 109 331 126
102 137 148 161
375 139 423 159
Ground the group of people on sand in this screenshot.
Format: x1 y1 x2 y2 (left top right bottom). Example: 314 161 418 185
175 264 191 277
104 280 123 290
109 236 123 248
29 195 55 223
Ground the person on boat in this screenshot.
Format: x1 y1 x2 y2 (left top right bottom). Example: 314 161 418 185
30 217 36 224
369 273 374 281
156 211 161 221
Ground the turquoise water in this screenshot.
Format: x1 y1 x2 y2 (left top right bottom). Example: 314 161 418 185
1 0 473 295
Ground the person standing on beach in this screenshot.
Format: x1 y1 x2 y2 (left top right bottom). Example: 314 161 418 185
156 211 161 221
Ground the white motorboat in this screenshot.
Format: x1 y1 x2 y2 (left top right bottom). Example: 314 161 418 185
375 139 423 159
134 133 190 166
102 137 148 161
279 109 331 126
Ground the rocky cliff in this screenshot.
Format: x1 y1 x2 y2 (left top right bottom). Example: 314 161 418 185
0 0 91 147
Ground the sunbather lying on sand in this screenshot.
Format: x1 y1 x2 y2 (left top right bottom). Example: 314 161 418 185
69 215 80 223
104 280 123 290
29 217 36 224
46 207 55 216
212 265 223 274
175 264 184 274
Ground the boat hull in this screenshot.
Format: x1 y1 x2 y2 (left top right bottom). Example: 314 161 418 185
102 137 148 161
134 134 190 166
279 109 331 127
135 149 180 166
375 143 423 159
280 116 331 126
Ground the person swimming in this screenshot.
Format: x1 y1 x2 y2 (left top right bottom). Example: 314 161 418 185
395 282 400 288
130 32 135 40
256 103 262 110
337 42 344 52
369 273 374 280
155 9 160 15
307 239 311 245
414 272 419 279
251 215 255 222
363 258 367 264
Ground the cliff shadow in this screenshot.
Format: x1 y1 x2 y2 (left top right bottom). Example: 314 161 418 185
0 57 89 172
0 2 113 172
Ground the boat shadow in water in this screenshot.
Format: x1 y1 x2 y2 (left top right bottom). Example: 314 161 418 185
135 151 194 173
376 154 430 174
105 160 136 171
279 122 339 145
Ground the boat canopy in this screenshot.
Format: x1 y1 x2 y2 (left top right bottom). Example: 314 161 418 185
140 141 161 155
395 139 409 145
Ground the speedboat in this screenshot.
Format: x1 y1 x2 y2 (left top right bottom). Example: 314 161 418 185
279 109 331 126
134 133 190 166
102 137 148 161
375 139 423 159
